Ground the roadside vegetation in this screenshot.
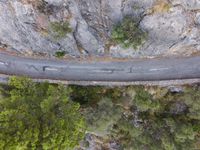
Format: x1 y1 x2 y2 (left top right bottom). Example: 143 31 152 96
111 16 147 49
0 77 200 149
54 51 66 58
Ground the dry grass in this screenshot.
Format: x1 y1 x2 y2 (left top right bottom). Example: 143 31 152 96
150 0 171 14
19 0 41 6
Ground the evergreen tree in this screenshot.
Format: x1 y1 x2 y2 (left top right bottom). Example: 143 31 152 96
0 77 85 149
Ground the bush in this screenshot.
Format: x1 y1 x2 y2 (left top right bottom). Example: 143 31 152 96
133 87 161 112
50 21 72 39
83 98 123 135
70 85 104 106
111 16 147 49
55 51 66 58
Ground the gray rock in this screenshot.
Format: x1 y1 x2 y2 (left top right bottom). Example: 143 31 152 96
44 0 64 6
0 0 200 58
169 86 184 93
0 1 60 54
171 0 200 10
109 141 122 150
83 133 121 150
196 13 200 25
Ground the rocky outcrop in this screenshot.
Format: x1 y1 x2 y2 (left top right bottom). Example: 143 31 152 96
0 0 200 58
78 133 121 150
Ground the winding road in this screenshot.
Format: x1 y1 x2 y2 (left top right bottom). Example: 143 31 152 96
0 52 200 82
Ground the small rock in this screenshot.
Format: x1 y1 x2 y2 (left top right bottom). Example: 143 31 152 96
169 86 183 93
109 140 122 150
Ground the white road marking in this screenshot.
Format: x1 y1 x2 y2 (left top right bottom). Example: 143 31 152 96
69 66 98 69
149 68 169 72
91 69 113 73
0 61 8 66
44 67 59 71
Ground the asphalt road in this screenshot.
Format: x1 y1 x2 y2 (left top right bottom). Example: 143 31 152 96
0 52 200 82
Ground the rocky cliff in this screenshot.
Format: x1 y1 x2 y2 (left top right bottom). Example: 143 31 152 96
0 0 200 58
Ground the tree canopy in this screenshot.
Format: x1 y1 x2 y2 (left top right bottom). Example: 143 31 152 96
110 86 200 150
80 86 200 149
0 77 85 150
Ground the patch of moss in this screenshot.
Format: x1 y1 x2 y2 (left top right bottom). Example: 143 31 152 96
50 21 72 39
111 16 147 49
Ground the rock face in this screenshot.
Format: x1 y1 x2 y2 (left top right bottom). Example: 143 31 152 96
0 0 200 58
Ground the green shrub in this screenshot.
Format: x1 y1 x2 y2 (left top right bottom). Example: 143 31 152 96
111 16 147 49
70 85 104 106
55 51 66 58
83 98 123 135
133 87 161 112
50 21 72 39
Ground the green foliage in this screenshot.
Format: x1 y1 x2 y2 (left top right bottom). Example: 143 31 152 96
111 115 198 150
133 87 161 112
55 51 66 58
70 85 104 106
111 117 161 150
174 123 196 143
104 87 124 103
161 86 200 120
2 80 200 150
71 86 125 135
179 87 200 120
50 21 72 39
0 76 85 149
111 117 143 142
83 98 123 135
108 86 200 149
71 86 126 136
73 85 200 149
71 86 126 106
111 16 147 49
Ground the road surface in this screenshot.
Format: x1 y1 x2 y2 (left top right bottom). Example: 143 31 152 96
0 53 200 82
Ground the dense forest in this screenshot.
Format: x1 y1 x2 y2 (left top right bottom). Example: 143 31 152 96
0 77 200 150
